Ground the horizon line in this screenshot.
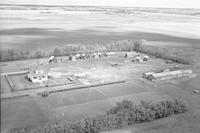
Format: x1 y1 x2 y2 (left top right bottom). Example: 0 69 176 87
0 3 199 9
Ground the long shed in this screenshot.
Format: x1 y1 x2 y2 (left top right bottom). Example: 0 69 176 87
144 69 192 81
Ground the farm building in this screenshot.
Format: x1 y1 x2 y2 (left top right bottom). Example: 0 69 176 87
92 53 100 58
132 56 143 63
106 52 115 56
143 69 192 81
69 55 77 61
98 52 102 58
80 53 86 59
75 54 81 60
143 55 149 61
56 57 66 63
28 68 48 83
165 60 173 64
85 53 92 59
143 72 155 79
63 56 70 61
49 56 57 63
135 56 143 62
103 52 108 57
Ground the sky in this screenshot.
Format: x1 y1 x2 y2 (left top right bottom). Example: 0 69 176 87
0 0 200 8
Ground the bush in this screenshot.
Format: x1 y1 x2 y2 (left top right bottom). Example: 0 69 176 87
0 40 134 62
9 99 187 133
107 99 133 115
136 42 191 64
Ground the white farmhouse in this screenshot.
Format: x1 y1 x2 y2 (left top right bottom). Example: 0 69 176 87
28 68 48 83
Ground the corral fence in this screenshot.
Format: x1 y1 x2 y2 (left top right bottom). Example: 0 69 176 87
3 70 29 92
1 70 28 76
5 75 15 92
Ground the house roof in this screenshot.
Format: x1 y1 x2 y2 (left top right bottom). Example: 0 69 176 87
49 56 55 60
28 68 48 78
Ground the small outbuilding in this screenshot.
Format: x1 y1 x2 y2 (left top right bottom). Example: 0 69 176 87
80 53 86 59
69 55 77 61
84 53 90 59
49 56 57 63
98 52 102 58
143 55 149 61
75 54 81 60
134 56 143 62
165 60 173 64
143 69 192 81
103 52 108 57
92 53 99 58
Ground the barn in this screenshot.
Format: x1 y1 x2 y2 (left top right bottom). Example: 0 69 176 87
49 56 57 63
143 69 192 81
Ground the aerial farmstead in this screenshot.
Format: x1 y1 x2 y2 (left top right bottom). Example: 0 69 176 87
0 4 200 133
1 47 198 133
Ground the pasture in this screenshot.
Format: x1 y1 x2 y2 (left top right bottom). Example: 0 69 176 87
1 28 200 51
1 81 165 132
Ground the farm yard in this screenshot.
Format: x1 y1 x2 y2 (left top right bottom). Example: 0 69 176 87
0 4 200 133
1 52 183 93
1 50 199 133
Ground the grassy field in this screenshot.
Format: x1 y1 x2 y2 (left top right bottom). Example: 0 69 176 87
1 97 48 132
1 28 200 51
9 74 27 91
